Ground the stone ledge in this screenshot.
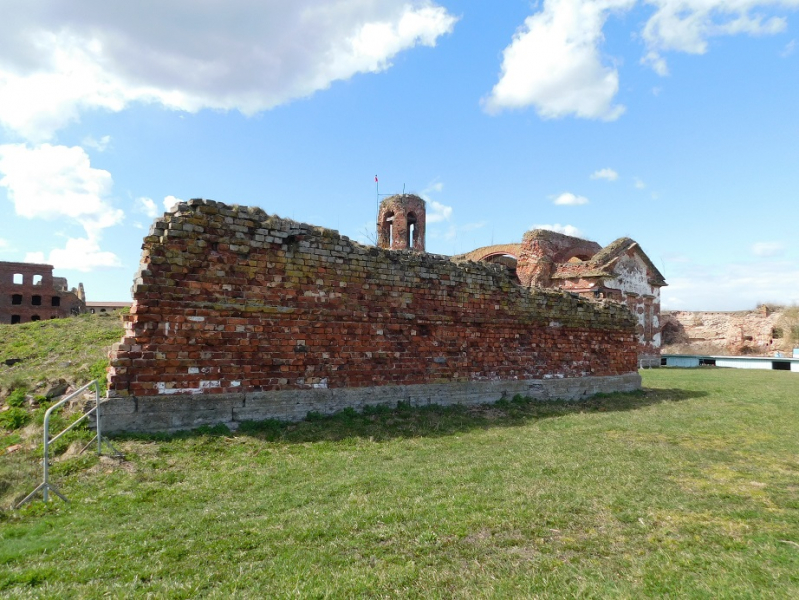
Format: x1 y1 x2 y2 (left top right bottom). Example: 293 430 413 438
98 373 641 433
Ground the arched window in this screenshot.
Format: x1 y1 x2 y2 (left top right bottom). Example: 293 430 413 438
51 296 61 307
31 315 41 321
11 315 21 324
11 294 22 305
13 273 23 285
382 211 395 247
33 274 43 285
32 295 42 306
407 212 417 249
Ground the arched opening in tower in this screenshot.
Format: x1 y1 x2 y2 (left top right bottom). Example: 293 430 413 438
407 212 417 249
381 211 395 247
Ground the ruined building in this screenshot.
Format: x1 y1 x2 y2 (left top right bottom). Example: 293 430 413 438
104 196 643 433
377 194 426 251
661 306 793 356
0 261 85 324
454 230 666 367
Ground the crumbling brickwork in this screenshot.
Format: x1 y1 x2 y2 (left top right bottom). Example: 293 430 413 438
517 231 602 288
662 307 789 355
377 194 426 251
104 199 641 431
454 232 666 367
0 261 85 324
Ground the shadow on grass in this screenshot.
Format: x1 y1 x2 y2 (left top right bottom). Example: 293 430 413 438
112 387 707 446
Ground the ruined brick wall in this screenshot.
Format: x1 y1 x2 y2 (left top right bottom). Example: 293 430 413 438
517 230 601 288
105 199 640 431
0 261 85 324
662 309 787 355
514 233 664 367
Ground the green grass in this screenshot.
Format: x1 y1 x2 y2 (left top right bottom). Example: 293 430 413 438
1 368 797 598
0 312 124 395
0 313 125 510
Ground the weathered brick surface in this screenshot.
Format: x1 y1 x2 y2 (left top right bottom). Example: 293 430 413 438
662 307 789 355
0 261 85 324
106 199 640 429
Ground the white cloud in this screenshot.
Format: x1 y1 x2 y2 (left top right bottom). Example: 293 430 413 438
427 199 453 223
24 251 45 264
424 180 444 193
483 0 634 120
0 1 457 141
634 177 646 189
0 143 123 270
642 0 799 75
782 39 797 56
662 259 799 310
0 144 121 224
486 0 799 119
134 196 160 218
427 221 485 244
752 241 785 257
164 195 183 212
82 135 112 152
532 223 584 237
590 167 618 181
460 221 487 232
27 238 122 271
553 192 589 205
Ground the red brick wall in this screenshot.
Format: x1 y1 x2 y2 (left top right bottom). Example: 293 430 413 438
0 262 84 324
108 200 639 398
516 230 602 288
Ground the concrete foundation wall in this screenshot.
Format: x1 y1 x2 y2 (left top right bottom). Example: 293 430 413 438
100 372 642 433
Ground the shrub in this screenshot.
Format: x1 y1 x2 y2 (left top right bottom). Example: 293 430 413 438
0 407 30 431
5 388 27 408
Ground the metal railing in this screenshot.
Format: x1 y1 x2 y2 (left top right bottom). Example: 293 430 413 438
16 380 121 508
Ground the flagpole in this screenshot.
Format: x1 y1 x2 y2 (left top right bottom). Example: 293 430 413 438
375 175 379 245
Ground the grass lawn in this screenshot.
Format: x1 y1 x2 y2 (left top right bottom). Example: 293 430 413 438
0 313 124 394
1 368 798 598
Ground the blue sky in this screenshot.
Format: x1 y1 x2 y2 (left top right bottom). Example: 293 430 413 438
0 0 797 310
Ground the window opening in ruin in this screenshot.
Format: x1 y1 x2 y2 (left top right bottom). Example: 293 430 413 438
644 305 653 342
13 273 23 285
31 315 41 321
32 295 42 306
33 274 43 285
382 211 395 247
51 296 61 307
407 212 417 249
50 315 57 319
11 315 21 324
11 294 22 305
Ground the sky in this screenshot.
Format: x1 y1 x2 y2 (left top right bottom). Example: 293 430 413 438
0 0 797 310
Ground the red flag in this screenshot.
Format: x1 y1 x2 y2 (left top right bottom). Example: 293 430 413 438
375 175 378 183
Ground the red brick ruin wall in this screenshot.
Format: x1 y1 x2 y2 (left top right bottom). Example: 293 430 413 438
108 200 639 399
0 262 84 324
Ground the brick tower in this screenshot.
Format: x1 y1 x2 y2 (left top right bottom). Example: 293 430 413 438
377 194 426 252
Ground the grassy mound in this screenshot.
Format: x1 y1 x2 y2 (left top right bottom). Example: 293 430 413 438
0 312 125 508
